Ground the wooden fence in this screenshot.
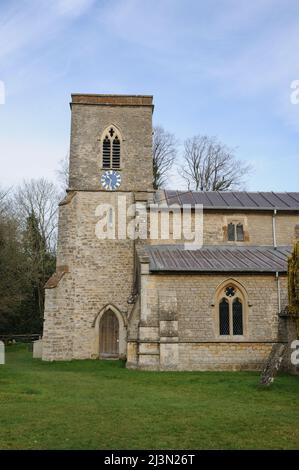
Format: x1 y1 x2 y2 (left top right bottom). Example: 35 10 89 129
0 334 41 345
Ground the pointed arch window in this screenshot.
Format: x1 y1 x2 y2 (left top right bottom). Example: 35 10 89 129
218 284 244 336
233 298 243 335
219 298 230 335
102 126 121 169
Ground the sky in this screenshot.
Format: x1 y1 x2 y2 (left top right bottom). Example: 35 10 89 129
0 0 299 191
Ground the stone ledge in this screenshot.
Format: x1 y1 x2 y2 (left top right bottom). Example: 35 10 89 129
59 191 76 206
45 265 69 289
137 352 160 356
71 94 153 107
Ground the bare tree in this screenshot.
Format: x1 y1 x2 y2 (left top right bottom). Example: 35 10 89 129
56 153 69 191
181 135 252 191
153 126 178 189
13 178 60 252
0 187 11 216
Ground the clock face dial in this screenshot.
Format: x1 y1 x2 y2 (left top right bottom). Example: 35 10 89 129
101 170 121 191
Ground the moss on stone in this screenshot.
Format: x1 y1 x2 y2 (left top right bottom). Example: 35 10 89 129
288 241 299 325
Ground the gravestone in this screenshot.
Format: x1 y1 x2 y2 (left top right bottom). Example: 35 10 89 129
33 340 43 359
0 341 5 365
260 343 286 386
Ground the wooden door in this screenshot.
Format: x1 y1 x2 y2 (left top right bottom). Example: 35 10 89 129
99 310 119 358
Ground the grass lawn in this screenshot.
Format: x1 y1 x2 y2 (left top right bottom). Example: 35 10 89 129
0 344 298 450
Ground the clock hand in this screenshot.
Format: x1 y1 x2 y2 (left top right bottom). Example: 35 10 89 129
108 176 113 190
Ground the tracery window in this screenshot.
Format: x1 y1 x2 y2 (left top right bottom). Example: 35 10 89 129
218 284 244 336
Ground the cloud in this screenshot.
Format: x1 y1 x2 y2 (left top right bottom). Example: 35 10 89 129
209 21 299 95
202 0 279 37
53 0 95 18
98 0 189 51
0 0 95 63
0 133 67 187
98 0 281 54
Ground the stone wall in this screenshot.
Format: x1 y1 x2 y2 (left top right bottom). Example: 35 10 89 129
43 95 153 361
42 93 297 369
43 191 136 360
69 95 154 192
149 210 299 246
133 271 288 371
177 343 273 371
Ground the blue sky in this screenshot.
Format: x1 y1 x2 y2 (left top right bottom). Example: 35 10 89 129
0 0 299 190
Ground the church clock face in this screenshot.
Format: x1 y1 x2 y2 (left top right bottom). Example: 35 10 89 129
101 170 121 191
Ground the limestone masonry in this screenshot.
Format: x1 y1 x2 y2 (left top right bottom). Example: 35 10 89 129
42 94 299 372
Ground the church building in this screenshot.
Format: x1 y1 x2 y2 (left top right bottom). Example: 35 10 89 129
42 94 299 371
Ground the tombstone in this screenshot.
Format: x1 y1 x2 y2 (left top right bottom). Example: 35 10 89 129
0 341 5 365
33 340 43 359
260 343 286 386
279 311 299 375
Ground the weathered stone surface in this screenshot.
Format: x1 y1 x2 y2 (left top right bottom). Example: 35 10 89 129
33 340 43 359
69 96 154 192
160 343 179 370
0 341 4 365
42 95 153 361
260 343 286 385
44 266 69 289
42 93 299 371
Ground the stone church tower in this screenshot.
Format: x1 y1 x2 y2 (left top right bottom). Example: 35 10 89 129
42 94 154 360
41 92 299 371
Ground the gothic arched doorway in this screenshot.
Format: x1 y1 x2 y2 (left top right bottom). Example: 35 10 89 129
99 310 119 358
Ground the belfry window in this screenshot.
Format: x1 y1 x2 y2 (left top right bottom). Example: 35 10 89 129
112 137 120 168
102 137 111 168
218 285 244 336
102 127 121 169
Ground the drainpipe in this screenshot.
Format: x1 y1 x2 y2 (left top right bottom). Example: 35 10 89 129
272 209 277 249
276 271 281 314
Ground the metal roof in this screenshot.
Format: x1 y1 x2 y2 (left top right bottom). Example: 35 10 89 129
155 191 299 211
144 245 291 273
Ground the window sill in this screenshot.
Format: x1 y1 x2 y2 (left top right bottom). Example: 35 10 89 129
101 168 122 171
216 335 246 341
